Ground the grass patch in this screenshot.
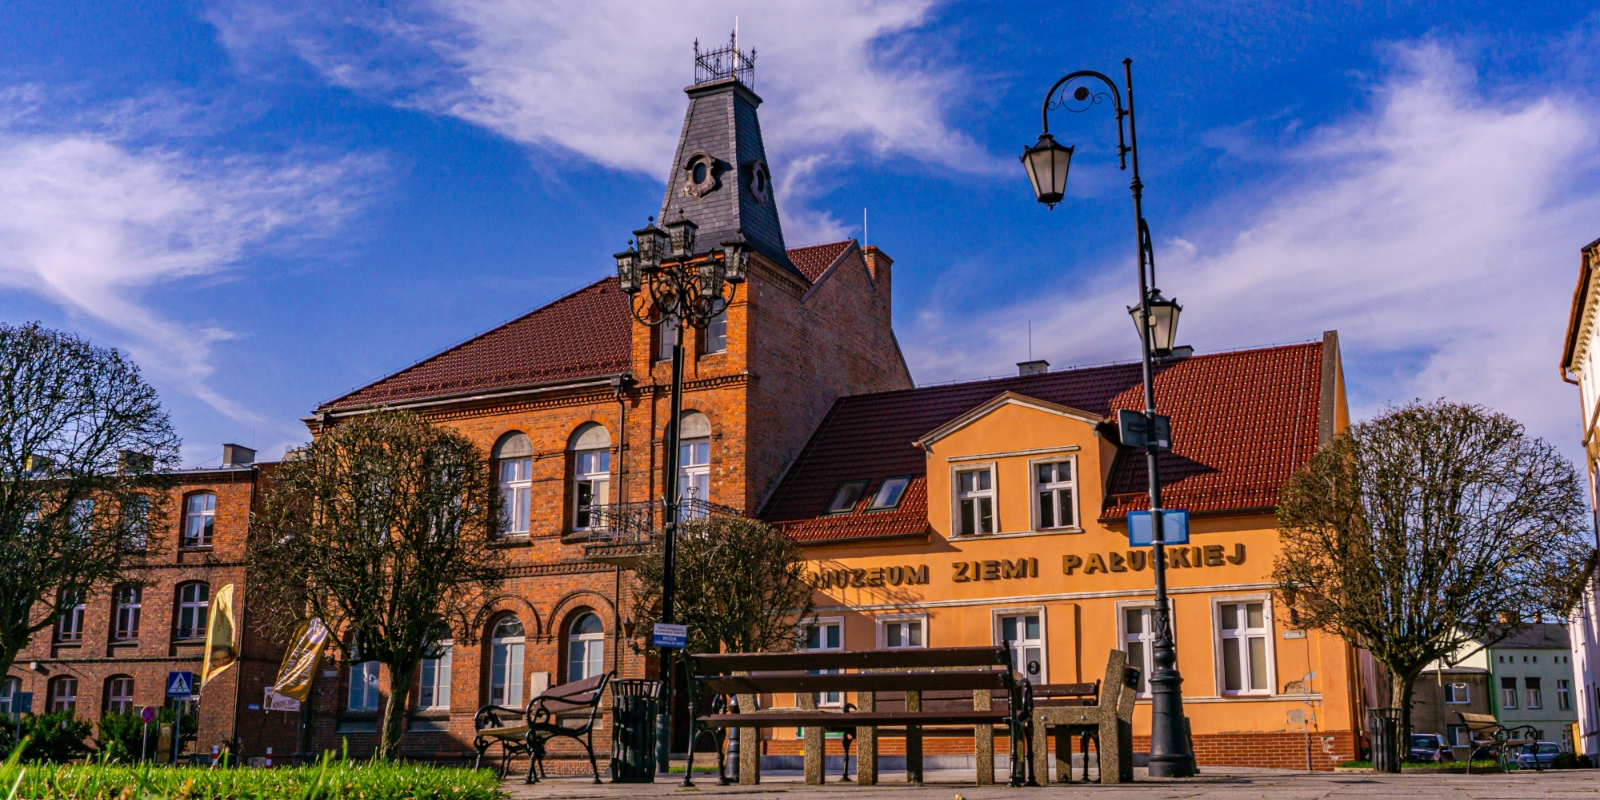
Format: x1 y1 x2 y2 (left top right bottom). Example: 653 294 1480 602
0 749 501 799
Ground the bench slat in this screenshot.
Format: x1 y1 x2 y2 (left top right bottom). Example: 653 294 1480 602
699 710 1011 727
692 646 1010 673
703 669 1010 694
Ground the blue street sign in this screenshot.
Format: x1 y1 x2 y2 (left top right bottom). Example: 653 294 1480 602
1127 509 1189 546
165 671 197 698
652 623 687 649
14 692 31 714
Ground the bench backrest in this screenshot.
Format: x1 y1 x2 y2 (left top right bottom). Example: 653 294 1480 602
1456 711 1499 730
690 646 1011 675
537 672 611 715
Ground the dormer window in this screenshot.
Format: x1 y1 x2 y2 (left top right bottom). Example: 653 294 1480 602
683 152 718 198
867 477 910 510
827 481 868 514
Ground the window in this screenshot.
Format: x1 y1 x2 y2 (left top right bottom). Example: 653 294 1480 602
498 458 532 535
677 412 712 511
106 677 134 715
1448 725 1470 748
702 309 727 354
1527 677 1543 709
567 613 605 683
419 645 452 710
183 493 215 547
658 314 679 361
69 499 94 542
867 477 910 511
176 582 209 640
1559 679 1572 711
120 496 149 550
113 585 142 641
1033 460 1077 529
489 616 525 707
56 589 85 642
348 661 379 712
800 618 843 707
1501 676 1518 709
569 426 612 531
997 611 1044 680
1122 605 1155 695
1217 600 1271 695
827 482 867 514
1444 682 1470 704
879 615 924 649
0 677 16 715
49 677 77 714
955 468 994 536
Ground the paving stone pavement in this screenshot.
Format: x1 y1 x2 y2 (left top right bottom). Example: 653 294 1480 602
502 768 1600 799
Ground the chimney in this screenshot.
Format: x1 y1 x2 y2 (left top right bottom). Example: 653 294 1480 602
1017 360 1050 377
861 245 893 285
222 444 256 467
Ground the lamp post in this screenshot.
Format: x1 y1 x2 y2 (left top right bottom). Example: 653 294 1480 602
614 211 748 775
1021 58 1195 779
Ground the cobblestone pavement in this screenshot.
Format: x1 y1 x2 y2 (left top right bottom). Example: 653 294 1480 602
502 768 1600 799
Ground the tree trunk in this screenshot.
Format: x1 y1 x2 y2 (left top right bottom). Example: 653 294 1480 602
1390 666 1421 764
379 666 414 761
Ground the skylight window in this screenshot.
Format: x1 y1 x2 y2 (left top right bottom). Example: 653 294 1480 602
868 477 911 510
827 481 868 514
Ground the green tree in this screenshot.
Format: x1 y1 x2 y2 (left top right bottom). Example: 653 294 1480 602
1275 401 1592 763
0 322 179 682
249 411 506 760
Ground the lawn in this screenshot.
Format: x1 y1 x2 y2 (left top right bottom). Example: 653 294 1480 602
0 753 502 799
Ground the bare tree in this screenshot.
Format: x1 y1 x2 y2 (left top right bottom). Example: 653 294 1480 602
630 515 816 656
249 411 506 760
1275 400 1592 755
0 322 180 681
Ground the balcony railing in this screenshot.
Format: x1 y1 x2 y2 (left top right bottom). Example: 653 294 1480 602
580 497 743 566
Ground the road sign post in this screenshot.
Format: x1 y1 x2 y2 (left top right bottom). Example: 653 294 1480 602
651 623 687 649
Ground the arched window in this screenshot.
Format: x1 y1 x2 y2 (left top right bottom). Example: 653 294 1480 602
183 492 216 547
569 424 612 531
49 676 77 714
56 588 85 642
566 612 605 683
493 433 533 536
176 582 209 640
113 585 142 641
488 615 525 706
677 412 711 515
0 677 18 715
105 676 134 715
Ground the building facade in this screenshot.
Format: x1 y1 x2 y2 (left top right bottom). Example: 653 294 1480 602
1414 652 1492 757
1559 236 1600 757
1484 625 1579 750
3 445 301 764
757 335 1365 770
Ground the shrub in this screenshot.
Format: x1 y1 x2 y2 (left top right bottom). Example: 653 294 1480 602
1553 751 1593 769
0 711 93 763
96 708 196 763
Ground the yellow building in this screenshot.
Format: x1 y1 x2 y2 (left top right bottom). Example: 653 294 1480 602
760 334 1364 770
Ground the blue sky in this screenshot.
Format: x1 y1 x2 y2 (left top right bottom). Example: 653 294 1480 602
1 1 1598 467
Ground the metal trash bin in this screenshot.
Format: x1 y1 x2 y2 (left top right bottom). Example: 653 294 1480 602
1368 708 1402 773
611 679 664 783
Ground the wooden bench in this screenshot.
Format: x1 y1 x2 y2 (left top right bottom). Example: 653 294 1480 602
472 672 612 783
1031 650 1138 784
687 646 1030 786
1455 711 1541 773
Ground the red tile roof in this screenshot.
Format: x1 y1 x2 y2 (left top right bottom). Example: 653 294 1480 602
763 342 1326 543
788 240 856 282
322 278 634 410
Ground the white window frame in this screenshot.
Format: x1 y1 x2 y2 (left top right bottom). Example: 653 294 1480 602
1501 677 1518 709
176 582 209 640
107 677 134 715
658 314 679 362
567 613 606 683
798 616 844 708
489 617 526 707
419 643 452 711
348 661 380 712
1444 682 1470 705
678 437 711 507
1029 455 1080 531
1527 677 1543 710
702 309 728 354
1115 600 1157 697
572 448 611 531
57 589 85 642
1212 594 1275 697
867 477 912 511
498 457 533 536
951 462 997 537
0 677 17 715
50 677 77 713
1559 678 1572 711
876 613 928 650
183 492 215 547
113 585 141 641
992 606 1047 683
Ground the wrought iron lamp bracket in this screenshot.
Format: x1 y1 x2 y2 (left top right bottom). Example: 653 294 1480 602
1041 69 1129 171
626 256 740 329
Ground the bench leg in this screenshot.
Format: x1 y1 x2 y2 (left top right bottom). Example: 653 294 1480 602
804 725 826 785
1030 716 1051 785
975 723 994 785
906 725 923 785
738 727 761 785
856 726 877 785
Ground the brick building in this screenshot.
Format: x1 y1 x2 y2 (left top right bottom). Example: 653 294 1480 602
4 444 301 764
299 60 912 762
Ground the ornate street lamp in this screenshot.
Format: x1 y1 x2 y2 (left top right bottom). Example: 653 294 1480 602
1022 59 1196 779
613 211 746 780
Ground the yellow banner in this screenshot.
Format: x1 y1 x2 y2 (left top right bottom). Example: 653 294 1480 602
271 618 330 703
201 584 238 687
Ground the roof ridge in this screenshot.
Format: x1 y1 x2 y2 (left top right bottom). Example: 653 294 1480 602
319 275 617 410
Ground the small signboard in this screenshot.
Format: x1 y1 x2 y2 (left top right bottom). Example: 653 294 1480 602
264 686 301 712
165 671 197 698
14 692 32 715
652 623 688 649
140 706 157 724
1127 509 1189 546
1118 409 1172 450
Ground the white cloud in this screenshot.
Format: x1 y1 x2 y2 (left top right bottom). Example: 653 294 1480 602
0 97 379 422
907 43 1600 451
207 0 998 244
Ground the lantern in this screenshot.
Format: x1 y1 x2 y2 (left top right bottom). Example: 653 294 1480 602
720 236 748 284
665 213 698 260
698 257 724 299
1021 133 1074 208
1128 290 1182 355
613 243 641 294
633 219 668 273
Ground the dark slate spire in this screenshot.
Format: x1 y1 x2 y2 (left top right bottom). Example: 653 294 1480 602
659 36 795 275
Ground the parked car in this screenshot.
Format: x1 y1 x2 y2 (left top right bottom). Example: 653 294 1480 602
1515 742 1561 770
1409 733 1456 763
